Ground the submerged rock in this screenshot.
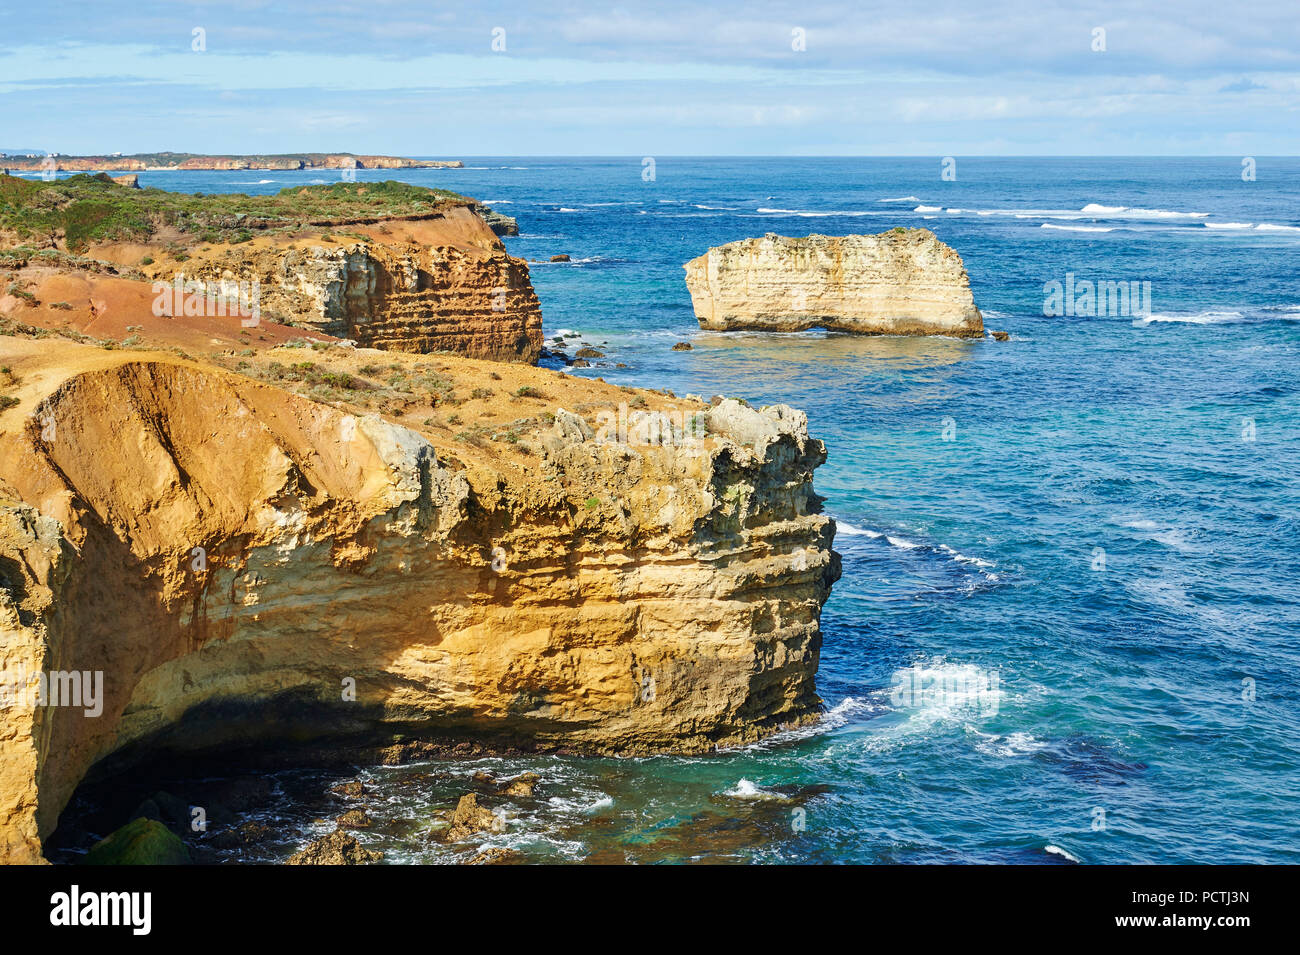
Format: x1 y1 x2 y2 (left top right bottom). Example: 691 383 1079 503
129 791 192 837
684 228 984 338
499 773 541 798
329 780 368 798
210 821 272 849
471 771 541 799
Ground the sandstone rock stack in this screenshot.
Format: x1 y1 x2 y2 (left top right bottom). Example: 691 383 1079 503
684 228 984 338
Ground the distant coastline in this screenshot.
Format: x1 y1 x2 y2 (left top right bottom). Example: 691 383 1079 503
0 151 461 173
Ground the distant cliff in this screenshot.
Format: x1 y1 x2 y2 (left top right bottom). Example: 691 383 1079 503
0 152 461 172
684 228 985 338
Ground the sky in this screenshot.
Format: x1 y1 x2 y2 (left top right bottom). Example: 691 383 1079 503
1 1 1297 156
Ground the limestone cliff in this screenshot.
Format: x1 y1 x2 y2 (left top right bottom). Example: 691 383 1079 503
0 177 537 362
178 209 540 360
684 228 984 338
0 337 839 864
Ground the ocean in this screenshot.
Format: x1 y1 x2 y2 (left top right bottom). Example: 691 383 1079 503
44 157 1300 863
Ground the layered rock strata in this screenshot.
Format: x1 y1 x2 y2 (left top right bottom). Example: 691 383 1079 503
181 209 540 360
684 228 984 338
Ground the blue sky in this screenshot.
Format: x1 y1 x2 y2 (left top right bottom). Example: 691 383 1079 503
1 1 1297 155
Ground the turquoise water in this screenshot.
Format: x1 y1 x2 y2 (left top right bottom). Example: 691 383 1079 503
51 158 1300 863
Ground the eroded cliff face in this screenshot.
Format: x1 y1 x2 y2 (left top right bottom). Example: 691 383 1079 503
684 228 984 338
0 338 838 864
154 207 540 362
1 199 539 363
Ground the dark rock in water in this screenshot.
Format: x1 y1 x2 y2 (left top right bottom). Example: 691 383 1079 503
671 341 693 351
571 358 590 367
990 329 1010 341
468 770 540 798
286 830 381 865
1039 736 1147 786
550 254 571 262
202 775 274 812
209 821 271 849
130 791 192 837
84 818 191 865
499 772 541 798
468 847 520 865
335 809 372 829
575 347 604 359
434 793 505 843
615 362 628 368
329 780 367 798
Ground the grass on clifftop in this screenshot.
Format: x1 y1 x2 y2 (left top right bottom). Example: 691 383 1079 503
0 175 473 251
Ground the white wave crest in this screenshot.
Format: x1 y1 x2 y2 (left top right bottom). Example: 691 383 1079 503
1041 223 1113 232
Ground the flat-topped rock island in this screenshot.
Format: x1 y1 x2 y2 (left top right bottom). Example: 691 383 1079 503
684 228 989 339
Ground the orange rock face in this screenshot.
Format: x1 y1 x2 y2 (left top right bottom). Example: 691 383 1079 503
175 207 543 362
2 204 542 364
0 340 839 864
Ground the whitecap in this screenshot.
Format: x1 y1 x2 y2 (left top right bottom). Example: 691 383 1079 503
914 205 943 213
834 520 883 538
721 779 778 800
886 535 921 549
1045 845 1081 863
1132 310 1245 326
970 729 1047 757
1041 223 1113 232
937 544 996 568
878 196 921 202
1079 202 1208 219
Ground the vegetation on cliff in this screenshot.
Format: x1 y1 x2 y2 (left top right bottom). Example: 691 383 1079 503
0 174 476 251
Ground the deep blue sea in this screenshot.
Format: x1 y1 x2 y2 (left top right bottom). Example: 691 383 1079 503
42 158 1300 863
